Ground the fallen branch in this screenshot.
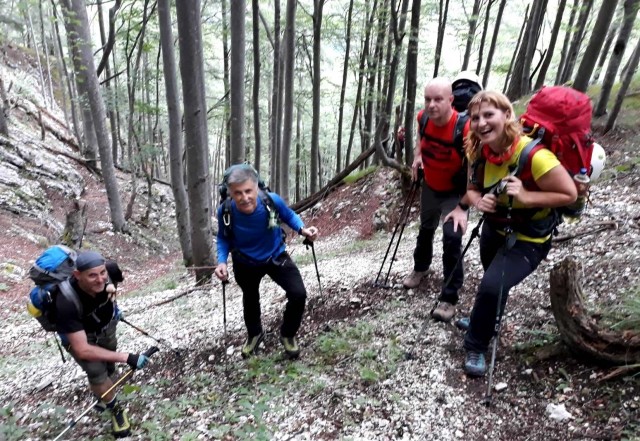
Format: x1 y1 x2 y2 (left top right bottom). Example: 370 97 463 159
552 220 618 243
129 282 216 314
598 363 640 382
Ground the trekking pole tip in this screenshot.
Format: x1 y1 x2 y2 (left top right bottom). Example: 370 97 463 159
144 346 160 357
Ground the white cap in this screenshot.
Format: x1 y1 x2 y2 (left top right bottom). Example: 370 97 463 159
589 142 606 181
453 70 482 90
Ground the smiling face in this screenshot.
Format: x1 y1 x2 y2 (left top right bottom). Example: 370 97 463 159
470 101 511 152
75 265 108 296
229 179 259 214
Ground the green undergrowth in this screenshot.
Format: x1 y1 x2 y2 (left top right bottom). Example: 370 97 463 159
603 287 640 332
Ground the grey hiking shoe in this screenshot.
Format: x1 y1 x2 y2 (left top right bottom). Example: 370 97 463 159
455 317 470 331
464 351 486 377
402 270 429 289
280 336 300 358
241 332 265 359
431 302 456 322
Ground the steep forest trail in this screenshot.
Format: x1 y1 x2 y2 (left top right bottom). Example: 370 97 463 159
1 160 639 440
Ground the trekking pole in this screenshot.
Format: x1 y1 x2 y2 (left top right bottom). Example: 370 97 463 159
374 177 421 288
483 196 514 406
120 318 181 358
420 215 485 334
222 280 228 340
53 346 159 441
303 238 322 297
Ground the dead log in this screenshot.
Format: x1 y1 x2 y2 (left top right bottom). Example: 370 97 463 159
549 257 640 365
291 145 378 214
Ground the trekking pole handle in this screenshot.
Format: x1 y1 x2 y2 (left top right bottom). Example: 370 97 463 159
303 237 313 248
143 346 160 358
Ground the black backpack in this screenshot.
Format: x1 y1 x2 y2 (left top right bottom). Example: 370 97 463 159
452 72 483 113
218 164 280 239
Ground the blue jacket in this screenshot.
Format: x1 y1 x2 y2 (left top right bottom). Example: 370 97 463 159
216 192 304 265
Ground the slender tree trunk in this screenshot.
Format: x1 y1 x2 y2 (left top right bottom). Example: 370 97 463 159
295 96 302 202
475 0 493 75
25 7 49 108
605 36 640 133
595 0 640 116
270 0 282 189
0 78 8 136
61 0 126 231
279 0 296 202
335 0 355 175
221 0 231 168
483 0 506 87
230 0 246 165
461 0 481 71
252 0 262 173
158 0 192 265
176 0 214 282
592 9 622 84
535 0 567 90
559 0 594 84
503 4 528 94
555 0 579 85
39 2 55 107
433 0 450 77
310 0 325 194
404 0 421 165
573 0 619 92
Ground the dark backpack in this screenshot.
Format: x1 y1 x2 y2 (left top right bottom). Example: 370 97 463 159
26 245 82 332
218 163 280 239
452 78 483 113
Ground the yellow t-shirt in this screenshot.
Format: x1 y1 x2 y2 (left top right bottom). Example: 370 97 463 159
483 136 561 243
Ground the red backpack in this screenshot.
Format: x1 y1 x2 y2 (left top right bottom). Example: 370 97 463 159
520 86 595 177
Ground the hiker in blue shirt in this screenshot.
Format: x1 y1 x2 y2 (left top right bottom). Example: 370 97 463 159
214 164 319 359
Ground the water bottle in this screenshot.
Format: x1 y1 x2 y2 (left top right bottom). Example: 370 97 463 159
564 168 590 223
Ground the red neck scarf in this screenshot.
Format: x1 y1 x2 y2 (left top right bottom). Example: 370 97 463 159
482 137 519 165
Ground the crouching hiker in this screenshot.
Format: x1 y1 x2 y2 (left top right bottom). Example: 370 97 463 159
56 251 151 438
214 164 319 359
445 91 576 376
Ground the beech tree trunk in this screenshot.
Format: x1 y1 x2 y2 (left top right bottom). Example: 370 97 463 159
461 0 481 71
335 0 355 175
404 0 421 165
158 0 193 266
310 0 325 194
279 0 296 202
483 0 506 87
229 0 246 165
535 0 567 90
252 0 262 173
559 0 594 84
176 0 215 283
555 0 580 85
573 0 619 92
550 258 640 365
433 0 449 77
604 36 640 133
595 0 640 117
61 0 126 232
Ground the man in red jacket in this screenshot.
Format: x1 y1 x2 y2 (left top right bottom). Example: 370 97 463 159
403 77 470 323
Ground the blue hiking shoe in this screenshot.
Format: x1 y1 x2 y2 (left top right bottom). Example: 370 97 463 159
455 317 470 331
464 351 486 377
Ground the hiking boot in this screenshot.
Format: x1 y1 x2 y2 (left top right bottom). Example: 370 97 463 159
402 270 429 289
280 336 300 358
431 302 456 322
464 351 486 377
110 404 131 438
241 332 264 359
455 317 470 331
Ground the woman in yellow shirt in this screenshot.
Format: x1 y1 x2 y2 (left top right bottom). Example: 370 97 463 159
445 90 577 376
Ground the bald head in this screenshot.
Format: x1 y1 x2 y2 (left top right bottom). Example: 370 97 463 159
423 77 454 126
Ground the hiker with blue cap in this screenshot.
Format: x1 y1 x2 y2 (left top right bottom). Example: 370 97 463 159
54 250 148 438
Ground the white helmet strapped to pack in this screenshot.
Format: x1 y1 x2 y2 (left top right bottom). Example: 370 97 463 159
589 142 606 181
452 70 483 113
452 70 482 90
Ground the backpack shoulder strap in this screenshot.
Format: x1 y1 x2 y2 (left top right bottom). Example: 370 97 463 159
453 112 468 155
516 137 543 175
222 198 233 238
58 280 83 317
418 111 428 138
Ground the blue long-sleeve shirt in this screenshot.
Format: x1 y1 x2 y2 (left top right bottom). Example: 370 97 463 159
216 192 304 265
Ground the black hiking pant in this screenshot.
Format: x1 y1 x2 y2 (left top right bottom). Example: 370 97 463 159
413 181 464 304
233 252 307 339
463 223 551 353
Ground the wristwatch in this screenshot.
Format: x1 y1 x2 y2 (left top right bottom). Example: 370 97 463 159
458 201 470 211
